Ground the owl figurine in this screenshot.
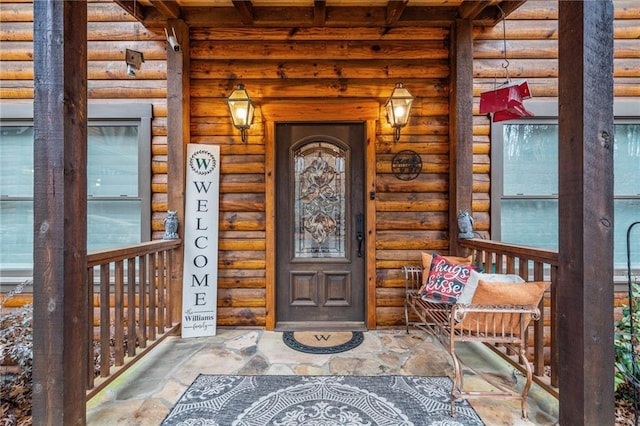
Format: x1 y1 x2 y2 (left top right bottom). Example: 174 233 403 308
457 210 474 239
163 210 179 240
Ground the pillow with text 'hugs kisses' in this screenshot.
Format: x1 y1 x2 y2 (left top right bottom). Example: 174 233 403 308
420 252 473 287
420 254 475 303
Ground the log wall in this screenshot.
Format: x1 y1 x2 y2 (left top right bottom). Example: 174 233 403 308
189 25 453 327
471 0 640 242
474 0 640 98
1 0 638 328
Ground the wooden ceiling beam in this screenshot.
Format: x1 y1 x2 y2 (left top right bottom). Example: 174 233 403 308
458 0 491 20
149 0 181 20
113 0 146 22
232 0 255 25
397 7 459 26
491 1 527 23
112 1 528 28
179 6 458 28
313 1 326 26
386 0 408 26
470 1 527 25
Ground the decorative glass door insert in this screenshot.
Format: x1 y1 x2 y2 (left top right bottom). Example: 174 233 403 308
293 141 347 258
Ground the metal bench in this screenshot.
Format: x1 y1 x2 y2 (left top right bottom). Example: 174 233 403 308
403 265 541 419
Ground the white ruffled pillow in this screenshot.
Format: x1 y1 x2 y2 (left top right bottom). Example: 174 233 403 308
456 271 525 305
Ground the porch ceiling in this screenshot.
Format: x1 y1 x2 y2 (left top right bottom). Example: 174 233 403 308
114 0 526 29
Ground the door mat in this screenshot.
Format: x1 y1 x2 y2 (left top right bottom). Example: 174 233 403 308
161 374 485 425
282 330 364 354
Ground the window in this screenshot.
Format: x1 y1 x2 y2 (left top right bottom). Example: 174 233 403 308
491 101 640 281
0 104 151 281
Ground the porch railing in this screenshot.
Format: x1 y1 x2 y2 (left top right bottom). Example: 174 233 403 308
459 238 559 397
86 239 181 400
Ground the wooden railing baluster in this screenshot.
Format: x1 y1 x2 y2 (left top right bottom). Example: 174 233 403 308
139 254 147 349
85 240 181 400
506 255 515 274
157 251 165 334
148 252 157 341
550 265 559 389
87 266 95 390
166 250 173 326
99 264 110 378
114 260 124 366
127 257 136 358
533 261 545 377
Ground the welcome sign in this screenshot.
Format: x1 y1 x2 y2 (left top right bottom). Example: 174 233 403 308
182 144 220 337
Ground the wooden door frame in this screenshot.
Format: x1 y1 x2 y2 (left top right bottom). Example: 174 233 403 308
262 100 379 330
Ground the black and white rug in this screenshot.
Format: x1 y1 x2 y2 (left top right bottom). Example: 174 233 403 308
161 375 484 425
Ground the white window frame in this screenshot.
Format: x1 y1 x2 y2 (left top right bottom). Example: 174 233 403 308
490 99 640 284
0 103 151 286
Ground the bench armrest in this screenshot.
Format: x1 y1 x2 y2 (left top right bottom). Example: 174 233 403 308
402 265 423 293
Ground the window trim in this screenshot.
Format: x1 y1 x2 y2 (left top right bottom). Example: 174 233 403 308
490 104 559 241
0 103 152 284
490 99 640 283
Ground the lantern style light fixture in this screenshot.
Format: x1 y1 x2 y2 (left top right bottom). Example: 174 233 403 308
385 82 414 142
226 84 255 143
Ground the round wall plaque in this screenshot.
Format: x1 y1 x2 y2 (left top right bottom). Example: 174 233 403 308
391 150 422 181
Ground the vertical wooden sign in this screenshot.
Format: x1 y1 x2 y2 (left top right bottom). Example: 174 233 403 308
182 144 220 337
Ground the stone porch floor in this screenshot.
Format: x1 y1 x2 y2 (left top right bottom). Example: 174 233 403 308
86 329 559 425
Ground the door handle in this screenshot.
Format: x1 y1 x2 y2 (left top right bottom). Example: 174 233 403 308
356 214 364 257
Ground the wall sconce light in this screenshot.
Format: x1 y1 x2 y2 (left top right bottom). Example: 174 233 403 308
385 82 414 142
226 84 255 143
125 49 144 77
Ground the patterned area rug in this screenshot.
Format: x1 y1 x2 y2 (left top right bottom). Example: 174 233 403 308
161 375 484 426
282 331 364 354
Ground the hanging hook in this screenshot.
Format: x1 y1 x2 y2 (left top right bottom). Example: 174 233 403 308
497 4 510 83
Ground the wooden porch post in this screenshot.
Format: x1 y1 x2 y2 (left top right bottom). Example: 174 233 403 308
167 19 190 324
32 0 88 423
449 19 474 254
558 2 615 424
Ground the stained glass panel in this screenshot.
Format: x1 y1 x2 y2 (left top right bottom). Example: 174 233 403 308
293 141 346 258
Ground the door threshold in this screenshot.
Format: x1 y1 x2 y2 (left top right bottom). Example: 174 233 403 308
275 321 367 332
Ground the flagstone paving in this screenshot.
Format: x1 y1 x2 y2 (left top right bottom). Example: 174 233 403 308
86 329 559 425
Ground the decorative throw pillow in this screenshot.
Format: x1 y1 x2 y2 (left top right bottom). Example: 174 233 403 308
420 252 473 286
456 269 481 305
456 280 550 335
457 272 525 305
420 254 475 303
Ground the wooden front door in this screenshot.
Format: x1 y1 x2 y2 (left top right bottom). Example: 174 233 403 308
275 123 365 329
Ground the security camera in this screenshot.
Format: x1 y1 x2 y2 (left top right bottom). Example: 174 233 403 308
165 27 181 52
